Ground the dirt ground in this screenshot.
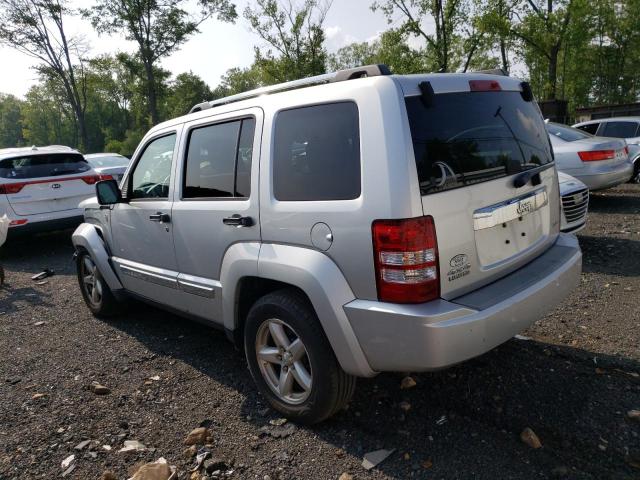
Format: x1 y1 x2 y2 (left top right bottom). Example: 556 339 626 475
0 184 639 480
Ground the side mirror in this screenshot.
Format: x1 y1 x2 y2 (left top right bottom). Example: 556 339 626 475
96 179 121 206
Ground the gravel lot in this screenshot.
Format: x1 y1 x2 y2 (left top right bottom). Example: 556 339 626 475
1 184 639 480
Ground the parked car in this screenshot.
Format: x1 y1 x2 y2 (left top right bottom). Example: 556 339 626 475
0 145 111 237
558 171 589 233
573 116 640 182
84 153 130 184
72 65 582 423
546 122 632 190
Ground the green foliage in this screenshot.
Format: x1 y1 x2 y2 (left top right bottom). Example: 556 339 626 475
1 0 640 154
0 94 24 148
166 72 214 118
244 0 329 82
83 0 237 125
329 29 425 74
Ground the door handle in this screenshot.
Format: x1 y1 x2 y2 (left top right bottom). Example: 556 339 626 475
223 214 254 227
149 212 171 223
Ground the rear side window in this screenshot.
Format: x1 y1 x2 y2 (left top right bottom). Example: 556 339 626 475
547 123 591 142
405 92 553 195
0 153 90 179
273 102 360 201
183 118 255 199
575 123 599 135
600 121 639 138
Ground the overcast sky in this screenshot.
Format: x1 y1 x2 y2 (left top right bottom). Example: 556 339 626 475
0 0 401 98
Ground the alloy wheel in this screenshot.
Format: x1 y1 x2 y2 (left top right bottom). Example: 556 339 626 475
255 318 313 405
81 255 103 306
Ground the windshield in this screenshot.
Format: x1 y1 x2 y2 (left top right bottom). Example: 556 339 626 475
547 123 592 142
405 91 553 195
0 153 91 179
86 155 129 168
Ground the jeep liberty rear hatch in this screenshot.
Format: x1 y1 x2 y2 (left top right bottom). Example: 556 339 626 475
400 75 559 299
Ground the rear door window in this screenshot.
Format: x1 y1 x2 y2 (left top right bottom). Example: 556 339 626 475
575 123 599 135
273 102 360 201
405 92 553 195
183 117 255 199
599 121 640 138
0 153 90 179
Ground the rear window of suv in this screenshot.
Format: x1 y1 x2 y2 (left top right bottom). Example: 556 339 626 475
0 153 91 179
405 91 553 195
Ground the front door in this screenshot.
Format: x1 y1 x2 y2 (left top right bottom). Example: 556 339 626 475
110 130 182 306
170 109 262 323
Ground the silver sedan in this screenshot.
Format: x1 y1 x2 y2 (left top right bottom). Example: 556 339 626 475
547 122 633 190
84 153 130 185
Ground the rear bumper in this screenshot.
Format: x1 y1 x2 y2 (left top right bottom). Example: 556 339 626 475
344 234 582 372
6 214 84 238
570 161 633 190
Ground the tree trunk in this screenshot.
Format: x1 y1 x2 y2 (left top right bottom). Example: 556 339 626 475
143 60 159 126
548 45 559 100
500 38 509 72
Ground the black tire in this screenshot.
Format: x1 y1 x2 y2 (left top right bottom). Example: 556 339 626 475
244 289 356 424
76 250 121 318
632 160 640 183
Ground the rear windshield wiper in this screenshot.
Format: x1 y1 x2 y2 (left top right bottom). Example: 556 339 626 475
512 163 555 188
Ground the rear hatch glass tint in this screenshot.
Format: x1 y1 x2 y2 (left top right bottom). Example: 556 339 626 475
0 153 91 179
405 91 553 195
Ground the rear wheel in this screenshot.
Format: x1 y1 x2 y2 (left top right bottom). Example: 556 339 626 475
632 159 640 183
76 251 120 317
244 289 356 424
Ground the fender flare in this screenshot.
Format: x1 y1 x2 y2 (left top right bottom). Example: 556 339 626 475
221 242 376 378
71 223 123 293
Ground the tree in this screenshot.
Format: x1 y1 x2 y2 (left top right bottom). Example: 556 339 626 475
509 0 578 100
372 0 473 72
244 0 331 83
329 29 425 74
212 66 264 97
0 0 89 150
166 72 213 118
0 94 25 148
84 0 237 126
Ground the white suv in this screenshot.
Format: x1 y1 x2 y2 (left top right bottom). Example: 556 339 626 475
0 145 110 237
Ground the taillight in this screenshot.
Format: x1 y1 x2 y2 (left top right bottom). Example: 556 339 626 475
578 150 615 162
9 219 28 227
0 182 26 194
624 146 629 155
469 80 502 92
80 174 112 184
372 216 440 303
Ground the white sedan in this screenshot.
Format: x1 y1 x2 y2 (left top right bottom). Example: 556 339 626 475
0 145 111 238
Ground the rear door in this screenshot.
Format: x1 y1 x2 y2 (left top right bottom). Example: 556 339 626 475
170 109 262 323
401 79 559 299
0 153 95 215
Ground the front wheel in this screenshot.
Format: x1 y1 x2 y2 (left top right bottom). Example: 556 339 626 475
244 289 356 424
76 250 121 317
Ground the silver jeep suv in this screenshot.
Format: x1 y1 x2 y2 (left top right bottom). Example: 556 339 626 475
73 65 582 423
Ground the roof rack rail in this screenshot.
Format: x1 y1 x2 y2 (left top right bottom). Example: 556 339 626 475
189 64 391 114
